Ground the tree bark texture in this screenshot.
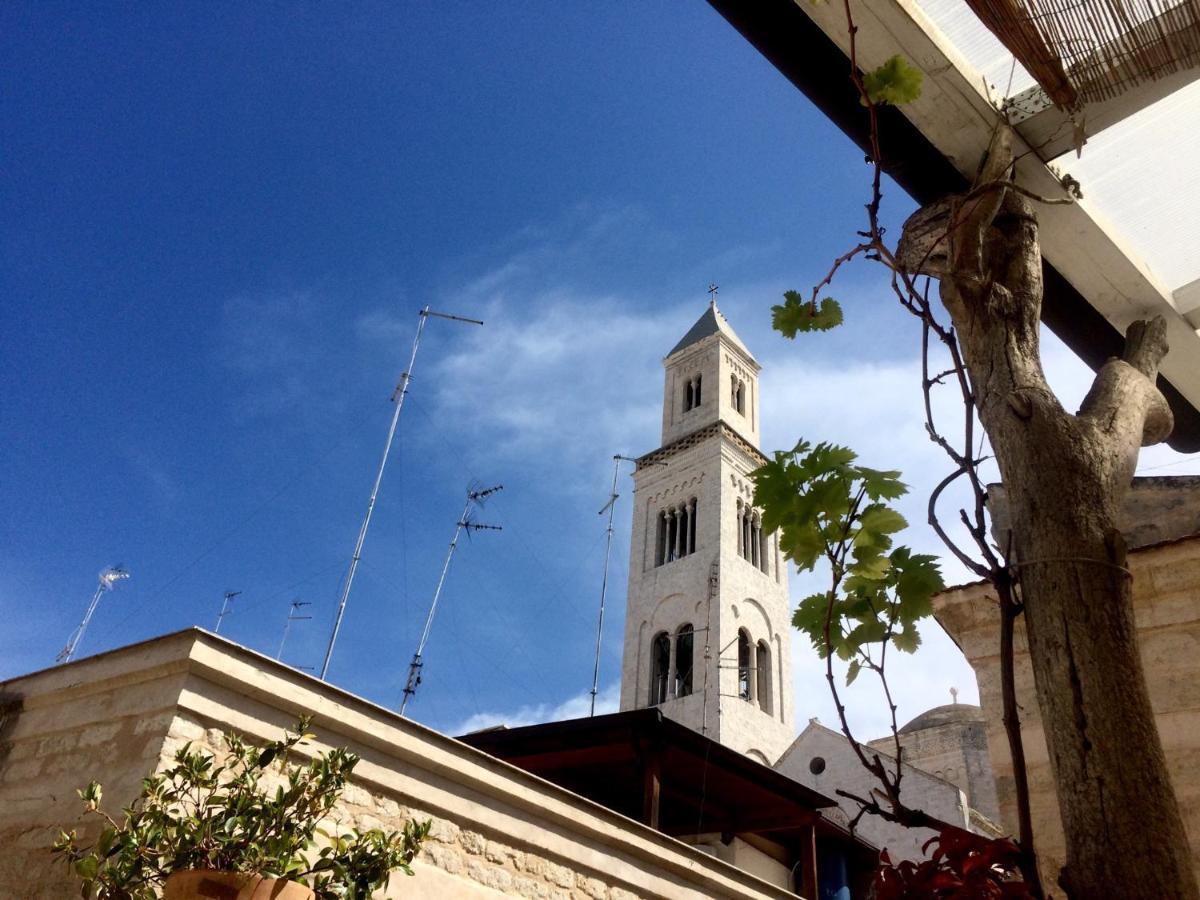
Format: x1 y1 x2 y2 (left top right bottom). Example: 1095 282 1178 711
899 128 1197 899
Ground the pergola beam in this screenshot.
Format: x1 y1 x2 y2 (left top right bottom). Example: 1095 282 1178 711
707 0 1200 451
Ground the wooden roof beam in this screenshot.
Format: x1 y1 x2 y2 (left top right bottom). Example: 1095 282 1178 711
707 0 1200 450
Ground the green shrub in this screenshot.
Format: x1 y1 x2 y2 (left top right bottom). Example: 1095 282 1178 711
53 718 429 899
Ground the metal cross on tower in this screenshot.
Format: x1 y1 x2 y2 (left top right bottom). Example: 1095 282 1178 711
400 484 504 716
708 282 719 304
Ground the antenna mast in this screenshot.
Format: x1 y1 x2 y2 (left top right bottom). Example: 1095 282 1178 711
57 566 130 664
320 307 483 681
277 600 312 661
400 484 503 716
590 455 637 716
214 590 240 633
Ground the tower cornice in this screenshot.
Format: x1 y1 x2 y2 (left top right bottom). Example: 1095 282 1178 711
636 420 768 471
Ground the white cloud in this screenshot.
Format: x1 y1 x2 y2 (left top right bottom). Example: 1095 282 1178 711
451 682 620 736
428 294 674 465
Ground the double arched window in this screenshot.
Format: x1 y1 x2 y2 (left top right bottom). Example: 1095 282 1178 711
735 628 773 714
730 374 746 415
649 623 696 705
654 498 698 566
735 500 769 574
683 374 703 412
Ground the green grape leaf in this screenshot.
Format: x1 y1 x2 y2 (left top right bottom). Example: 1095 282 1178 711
859 505 908 537
858 466 908 500
889 548 944 623
891 622 923 653
845 659 862 686
849 552 891 580
772 291 844 337
793 592 837 655
862 55 923 106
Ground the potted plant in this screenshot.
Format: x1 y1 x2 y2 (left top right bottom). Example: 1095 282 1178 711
53 718 429 899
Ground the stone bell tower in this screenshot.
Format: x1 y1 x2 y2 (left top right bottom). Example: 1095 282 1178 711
618 298 794 764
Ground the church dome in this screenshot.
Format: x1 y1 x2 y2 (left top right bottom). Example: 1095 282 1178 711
898 703 985 734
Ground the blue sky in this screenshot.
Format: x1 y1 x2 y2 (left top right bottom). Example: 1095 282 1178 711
4 2 1196 740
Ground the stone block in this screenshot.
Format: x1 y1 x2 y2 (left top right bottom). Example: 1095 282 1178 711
422 842 464 876
575 872 609 899
459 828 487 856
427 816 461 845
513 874 551 899
546 861 575 888
467 858 513 893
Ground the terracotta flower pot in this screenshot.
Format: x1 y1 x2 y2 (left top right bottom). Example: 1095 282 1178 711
163 869 315 900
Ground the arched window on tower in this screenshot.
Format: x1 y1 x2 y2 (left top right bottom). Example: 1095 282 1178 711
737 629 752 701
675 624 694 698
688 498 697 554
756 640 772 714
650 631 670 705
683 374 703 412
731 375 746 414
655 501 698 567
739 504 748 561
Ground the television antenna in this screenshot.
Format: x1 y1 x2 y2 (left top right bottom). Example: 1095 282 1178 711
589 454 639 716
277 600 312 662
57 566 130 664
320 306 483 681
400 484 503 716
214 590 241 633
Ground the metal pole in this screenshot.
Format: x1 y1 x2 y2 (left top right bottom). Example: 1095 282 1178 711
320 307 482 681
58 567 130 664
215 590 240 633
590 455 636 716
278 600 312 661
400 485 502 715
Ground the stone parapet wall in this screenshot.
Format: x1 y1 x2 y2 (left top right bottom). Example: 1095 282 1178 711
933 534 1200 885
0 630 797 900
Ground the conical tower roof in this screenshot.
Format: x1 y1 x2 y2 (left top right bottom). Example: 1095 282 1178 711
667 300 755 361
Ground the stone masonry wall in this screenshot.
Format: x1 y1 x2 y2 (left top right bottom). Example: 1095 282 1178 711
0 630 797 900
934 534 1200 886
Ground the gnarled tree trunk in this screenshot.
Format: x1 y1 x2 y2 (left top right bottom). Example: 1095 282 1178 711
899 128 1197 899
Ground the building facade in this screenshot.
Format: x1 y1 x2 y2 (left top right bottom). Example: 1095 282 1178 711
618 302 794 763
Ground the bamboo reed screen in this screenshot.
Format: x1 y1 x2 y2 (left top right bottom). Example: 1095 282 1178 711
966 0 1200 107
